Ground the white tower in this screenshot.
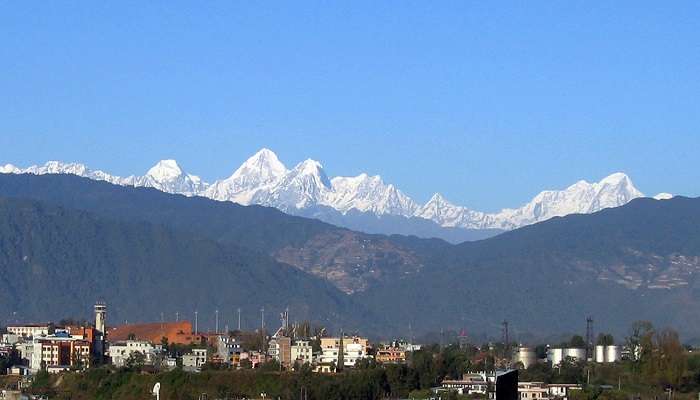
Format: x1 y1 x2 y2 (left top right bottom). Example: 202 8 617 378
95 302 107 334
94 302 107 359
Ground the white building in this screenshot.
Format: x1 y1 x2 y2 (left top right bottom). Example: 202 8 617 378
182 348 208 372
319 337 370 368
437 373 489 395
108 340 161 368
291 340 313 365
7 325 51 338
517 382 582 400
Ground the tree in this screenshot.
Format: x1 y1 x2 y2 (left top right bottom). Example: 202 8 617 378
570 335 586 348
626 321 654 362
125 351 146 371
596 333 615 346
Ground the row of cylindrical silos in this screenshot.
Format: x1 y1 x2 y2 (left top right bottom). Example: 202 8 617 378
594 345 621 363
547 347 587 365
546 346 621 365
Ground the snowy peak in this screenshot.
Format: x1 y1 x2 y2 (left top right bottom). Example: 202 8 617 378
146 159 184 181
140 159 206 196
654 193 674 200
0 164 20 174
294 159 330 187
329 173 417 216
2 151 658 232
204 148 288 204
229 148 287 183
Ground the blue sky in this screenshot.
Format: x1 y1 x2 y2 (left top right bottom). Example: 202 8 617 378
1 2 698 212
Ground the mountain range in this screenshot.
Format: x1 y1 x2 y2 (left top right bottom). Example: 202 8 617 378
1 149 668 242
0 172 698 339
0 174 700 336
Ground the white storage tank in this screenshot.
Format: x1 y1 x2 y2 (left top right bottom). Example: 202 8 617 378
606 345 621 362
548 348 564 365
564 347 586 362
595 345 606 362
515 347 537 369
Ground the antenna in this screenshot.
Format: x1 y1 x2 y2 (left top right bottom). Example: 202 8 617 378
502 320 510 360
586 317 594 360
215 310 219 334
194 311 199 335
176 311 179 322
237 308 241 331
260 307 265 331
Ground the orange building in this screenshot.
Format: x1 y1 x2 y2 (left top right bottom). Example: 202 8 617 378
108 321 203 345
376 346 406 364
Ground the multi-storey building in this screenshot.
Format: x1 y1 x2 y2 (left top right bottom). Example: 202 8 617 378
182 348 208 372
108 340 161 368
268 336 292 369
291 340 313 365
215 335 242 365
319 336 370 369
376 345 406 364
7 324 51 338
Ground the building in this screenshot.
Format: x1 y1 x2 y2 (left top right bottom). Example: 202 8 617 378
516 382 582 400
108 340 161 368
15 331 92 373
215 335 242 365
291 340 313 365
319 336 370 369
7 325 51 338
376 345 406 364
519 382 549 399
436 373 489 395
268 336 292 369
240 351 266 368
182 348 208 372
108 321 202 345
547 384 582 400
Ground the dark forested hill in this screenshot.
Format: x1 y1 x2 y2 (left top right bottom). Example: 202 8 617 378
0 196 384 333
0 173 438 294
354 195 700 337
2 173 700 338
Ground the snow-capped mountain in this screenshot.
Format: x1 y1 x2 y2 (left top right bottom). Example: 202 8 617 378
135 159 208 196
1 149 655 234
254 159 332 211
329 174 418 217
205 148 287 204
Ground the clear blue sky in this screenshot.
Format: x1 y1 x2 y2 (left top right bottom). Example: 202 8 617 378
1 2 698 212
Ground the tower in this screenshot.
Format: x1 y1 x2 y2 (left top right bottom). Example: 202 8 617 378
501 320 510 360
95 302 106 334
94 302 107 360
586 317 594 360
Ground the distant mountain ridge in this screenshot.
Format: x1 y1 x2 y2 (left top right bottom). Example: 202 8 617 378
0 172 698 338
1 149 664 236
